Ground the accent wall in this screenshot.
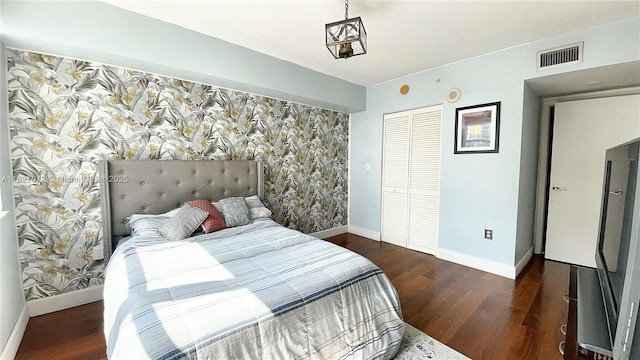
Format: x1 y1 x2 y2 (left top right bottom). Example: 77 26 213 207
7 49 348 300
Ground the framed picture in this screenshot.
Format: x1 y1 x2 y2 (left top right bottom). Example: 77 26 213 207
454 102 501 154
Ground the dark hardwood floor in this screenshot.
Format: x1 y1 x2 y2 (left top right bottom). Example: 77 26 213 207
15 233 569 360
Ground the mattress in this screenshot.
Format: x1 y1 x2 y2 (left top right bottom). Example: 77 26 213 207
103 219 405 359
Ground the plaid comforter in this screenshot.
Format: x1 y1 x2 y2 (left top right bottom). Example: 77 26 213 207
104 219 405 359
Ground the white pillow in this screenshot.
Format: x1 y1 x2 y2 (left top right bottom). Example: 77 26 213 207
127 208 180 237
245 195 272 219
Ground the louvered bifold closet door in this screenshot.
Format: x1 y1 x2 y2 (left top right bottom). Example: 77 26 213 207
407 105 442 254
381 111 410 247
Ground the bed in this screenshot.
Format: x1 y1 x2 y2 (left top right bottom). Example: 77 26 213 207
100 160 405 359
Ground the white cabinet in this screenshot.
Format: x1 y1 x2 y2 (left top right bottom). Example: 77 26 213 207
381 105 442 254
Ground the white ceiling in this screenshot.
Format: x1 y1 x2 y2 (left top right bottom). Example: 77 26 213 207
102 1 639 87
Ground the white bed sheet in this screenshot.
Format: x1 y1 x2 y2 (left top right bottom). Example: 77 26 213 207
104 219 405 359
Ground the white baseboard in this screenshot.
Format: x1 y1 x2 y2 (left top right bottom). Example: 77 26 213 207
408 243 437 256
28 285 104 317
347 225 380 242
515 246 534 278
437 247 518 279
309 225 348 239
0 303 29 360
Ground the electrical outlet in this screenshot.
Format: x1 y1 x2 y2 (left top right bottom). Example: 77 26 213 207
484 229 493 240
365 163 370 171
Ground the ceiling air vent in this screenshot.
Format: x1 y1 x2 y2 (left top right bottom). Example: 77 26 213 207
536 42 583 71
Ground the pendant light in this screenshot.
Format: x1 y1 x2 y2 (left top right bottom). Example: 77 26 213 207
325 0 367 59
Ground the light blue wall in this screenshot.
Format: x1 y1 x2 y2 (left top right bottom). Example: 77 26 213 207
350 17 640 267
515 83 542 263
0 0 365 113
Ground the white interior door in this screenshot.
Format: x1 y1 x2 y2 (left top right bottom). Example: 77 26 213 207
381 111 410 247
545 94 640 267
407 106 442 254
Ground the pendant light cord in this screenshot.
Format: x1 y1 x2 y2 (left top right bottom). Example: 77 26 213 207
345 0 349 19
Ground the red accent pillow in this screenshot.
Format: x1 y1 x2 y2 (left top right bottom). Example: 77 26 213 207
186 200 226 233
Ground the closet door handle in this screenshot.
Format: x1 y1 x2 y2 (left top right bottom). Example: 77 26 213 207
559 341 565 356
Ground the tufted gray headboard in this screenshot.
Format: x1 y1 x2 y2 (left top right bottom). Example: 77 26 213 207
99 160 263 263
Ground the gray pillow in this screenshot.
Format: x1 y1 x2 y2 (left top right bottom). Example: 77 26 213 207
217 197 250 227
159 204 208 241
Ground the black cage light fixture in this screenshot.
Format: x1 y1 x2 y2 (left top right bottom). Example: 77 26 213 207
325 0 367 59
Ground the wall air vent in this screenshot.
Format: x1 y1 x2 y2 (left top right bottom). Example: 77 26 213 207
536 42 583 71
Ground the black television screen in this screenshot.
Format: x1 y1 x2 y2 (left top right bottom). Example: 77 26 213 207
596 142 638 347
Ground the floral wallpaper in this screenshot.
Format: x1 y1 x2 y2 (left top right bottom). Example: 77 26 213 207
6 49 349 300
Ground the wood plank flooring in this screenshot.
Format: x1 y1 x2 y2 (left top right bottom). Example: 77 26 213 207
15 233 569 360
